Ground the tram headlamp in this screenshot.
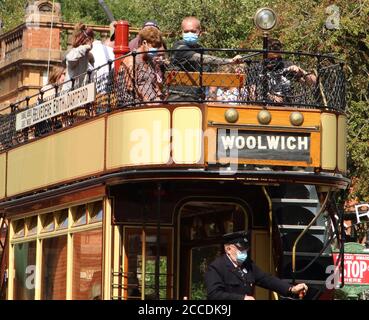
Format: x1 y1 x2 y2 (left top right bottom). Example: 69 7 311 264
254 8 277 32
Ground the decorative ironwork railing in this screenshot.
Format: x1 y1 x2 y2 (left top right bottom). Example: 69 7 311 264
0 48 346 152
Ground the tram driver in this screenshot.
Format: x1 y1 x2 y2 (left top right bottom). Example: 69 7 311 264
204 231 308 300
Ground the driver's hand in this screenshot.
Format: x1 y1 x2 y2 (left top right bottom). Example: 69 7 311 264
291 283 308 295
244 295 255 300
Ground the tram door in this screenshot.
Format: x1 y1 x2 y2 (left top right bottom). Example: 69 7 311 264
178 201 248 299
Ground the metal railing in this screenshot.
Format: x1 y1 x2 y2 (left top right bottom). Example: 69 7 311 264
0 48 346 152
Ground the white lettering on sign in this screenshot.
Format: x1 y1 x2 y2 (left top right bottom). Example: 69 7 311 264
355 203 369 224
333 254 369 285
221 135 309 151
15 82 96 131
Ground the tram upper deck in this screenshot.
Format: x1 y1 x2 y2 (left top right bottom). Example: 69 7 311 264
0 47 348 201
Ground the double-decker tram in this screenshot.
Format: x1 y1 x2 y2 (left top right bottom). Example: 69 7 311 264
0 11 348 300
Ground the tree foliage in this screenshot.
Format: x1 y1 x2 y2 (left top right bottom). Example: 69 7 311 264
1 0 368 201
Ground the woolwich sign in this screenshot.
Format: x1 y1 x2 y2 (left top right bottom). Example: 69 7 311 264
217 129 311 162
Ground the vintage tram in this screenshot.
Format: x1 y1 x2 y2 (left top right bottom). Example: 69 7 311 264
0 12 348 300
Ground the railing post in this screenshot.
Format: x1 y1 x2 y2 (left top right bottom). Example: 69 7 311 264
155 182 162 300
132 51 137 103
107 59 113 112
113 20 130 74
262 32 269 104
199 48 204 102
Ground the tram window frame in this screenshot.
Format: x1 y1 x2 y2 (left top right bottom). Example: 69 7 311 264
12 219 25 238
87 201 103 224
72 204 88 227
26 216 38 236
55 209 69 230
41 212 55 233
122 227 174 300
13 240 37 300
9 199 104 300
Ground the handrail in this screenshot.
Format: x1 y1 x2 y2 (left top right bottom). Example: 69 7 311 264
0 48 346 152
291 189 331 283
262 186 279 299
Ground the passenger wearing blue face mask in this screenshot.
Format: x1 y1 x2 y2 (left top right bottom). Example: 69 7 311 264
119 26 165 102
169 16 243 101
204 231 308 300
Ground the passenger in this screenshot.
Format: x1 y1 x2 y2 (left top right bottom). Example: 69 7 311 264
129 20 160 52
34 65 67 136
39 65 66 101
63 23 95 91
119 26 164 103
246 39 317 104
169 16 242 101
204 231 309 300
89 39 114 77
89 37 115 94
212 64 244 103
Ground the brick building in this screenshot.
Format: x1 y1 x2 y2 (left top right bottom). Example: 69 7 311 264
0 0 126 108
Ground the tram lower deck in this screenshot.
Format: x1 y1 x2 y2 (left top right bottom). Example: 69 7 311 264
1 177 341 300
108 180 339 300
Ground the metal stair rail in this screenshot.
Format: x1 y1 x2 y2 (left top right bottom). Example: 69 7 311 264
291 189 331 282
268 185 337 299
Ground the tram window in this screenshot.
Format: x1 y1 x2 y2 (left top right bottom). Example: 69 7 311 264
144 235 169 300
180 202 247 242
13 219 25 238
13 241 36 300
72 205 87 227
88 201 103 223
26 216 37 236
41 213 55 232
41 235 67 300
124 228 173 300
72 229 103 300
55 209 68 230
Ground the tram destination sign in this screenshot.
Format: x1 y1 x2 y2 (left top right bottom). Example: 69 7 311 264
16 82 96 131
217 129 311 162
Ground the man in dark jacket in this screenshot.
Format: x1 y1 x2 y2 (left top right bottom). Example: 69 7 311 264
169 16 242 101
204 231 308 300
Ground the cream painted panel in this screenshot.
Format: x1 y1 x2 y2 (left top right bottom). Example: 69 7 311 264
172 107 203 164
252 230 271 300
7 119 105 197
107 109 170 168
337 115 347 173
321 113 337 170
0 153 6 199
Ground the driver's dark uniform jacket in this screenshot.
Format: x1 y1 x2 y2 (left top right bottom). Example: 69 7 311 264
204 254 291 300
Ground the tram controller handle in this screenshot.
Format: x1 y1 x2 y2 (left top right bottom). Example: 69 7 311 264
98 0 115 22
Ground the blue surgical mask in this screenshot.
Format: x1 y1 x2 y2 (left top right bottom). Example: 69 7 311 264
183 32 199 45
236 250 248 265
147 47 158 57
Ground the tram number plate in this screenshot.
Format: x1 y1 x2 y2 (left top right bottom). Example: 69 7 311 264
217 129 311 162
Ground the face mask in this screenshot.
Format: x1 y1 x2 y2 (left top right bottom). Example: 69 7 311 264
236 250 248 265
183 32 199 45
147 47 158 57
